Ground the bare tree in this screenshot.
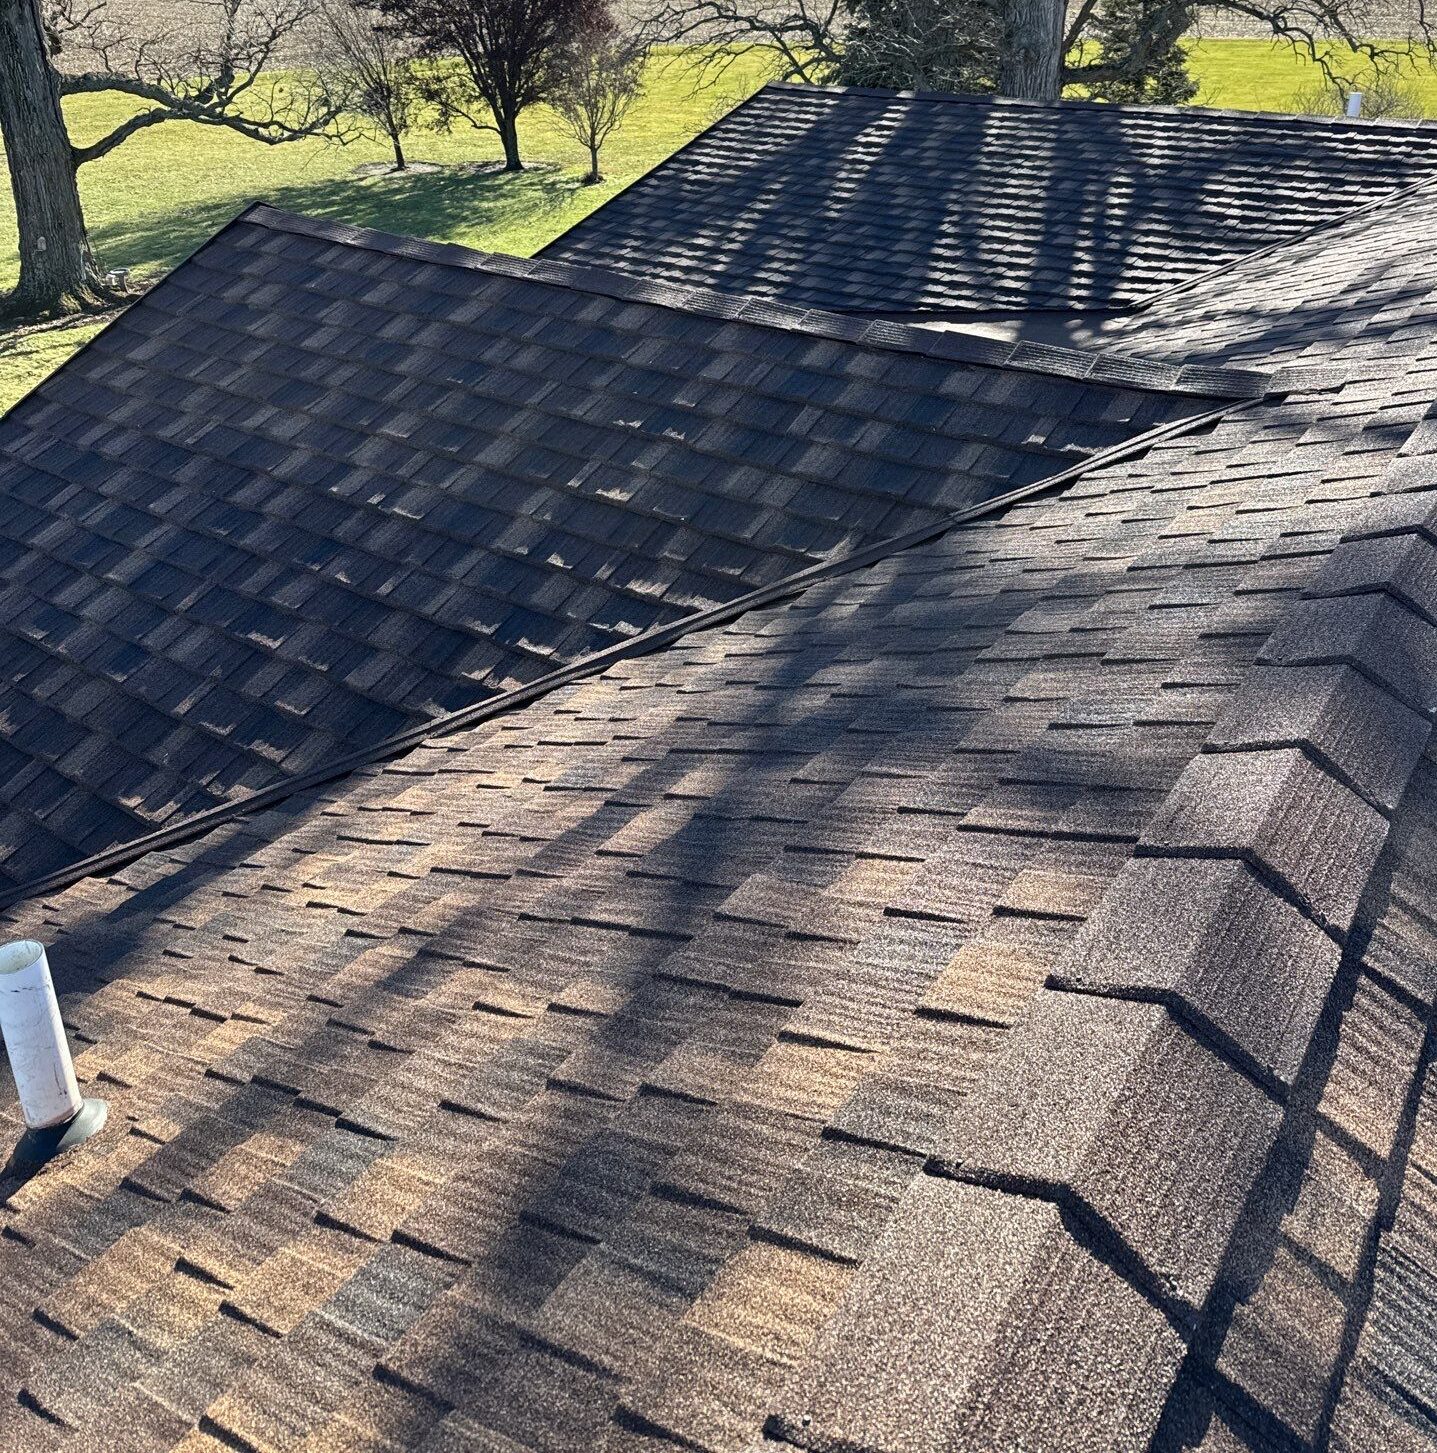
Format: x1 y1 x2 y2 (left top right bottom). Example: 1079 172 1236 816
549 16 645 182
1 0 348 321
314 0 419 168
376 0 603 170
638 0 842 85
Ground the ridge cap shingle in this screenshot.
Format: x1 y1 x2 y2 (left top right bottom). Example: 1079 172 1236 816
240 204 1291 400
775 454 1437 1451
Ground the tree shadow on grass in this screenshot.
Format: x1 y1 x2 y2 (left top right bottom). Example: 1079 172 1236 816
86 161 583 283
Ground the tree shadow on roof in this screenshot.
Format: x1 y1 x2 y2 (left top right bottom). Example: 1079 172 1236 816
567 87 1343 319
0 517 1049 1441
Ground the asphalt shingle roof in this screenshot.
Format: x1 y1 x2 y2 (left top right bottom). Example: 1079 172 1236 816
541 82 1437 317
1103 175 1437 369
3 97 1437 1453
1 219 1437 1443
0 204 1243 897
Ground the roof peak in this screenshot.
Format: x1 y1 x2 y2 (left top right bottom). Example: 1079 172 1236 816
239 204 1296 401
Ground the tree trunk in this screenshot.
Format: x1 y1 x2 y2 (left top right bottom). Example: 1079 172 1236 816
498 110 522 170
586 141 601 184
0 0 107 319
998 0 1065 102
391 129 407 170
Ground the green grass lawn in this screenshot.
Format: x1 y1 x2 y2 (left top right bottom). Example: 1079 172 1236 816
1187 37 1437 111
0 317 109 411
2 39 1434 411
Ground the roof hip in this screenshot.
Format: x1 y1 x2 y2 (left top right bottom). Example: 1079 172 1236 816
777 439 1437 1449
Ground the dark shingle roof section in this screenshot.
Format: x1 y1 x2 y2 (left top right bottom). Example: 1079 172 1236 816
1106 177 1437 369
0 205 1225 896
1 337 1436 1451
541 83 1437 317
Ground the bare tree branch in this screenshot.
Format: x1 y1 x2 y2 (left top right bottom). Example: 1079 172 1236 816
549 14 645 181
639 0 1437 102
45 0 354 168
638 0 842 85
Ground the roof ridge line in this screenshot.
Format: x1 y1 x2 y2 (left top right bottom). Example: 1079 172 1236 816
242 204 1290 401
0 394 1253 914
767 78 1437 131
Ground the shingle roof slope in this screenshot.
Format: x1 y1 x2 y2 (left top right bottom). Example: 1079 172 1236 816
0 204 1231 897
2 336 1436 1451
1106 176 1437 369
540 83 1437 317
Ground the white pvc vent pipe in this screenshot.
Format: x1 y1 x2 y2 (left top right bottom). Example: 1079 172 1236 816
0 940 83 1130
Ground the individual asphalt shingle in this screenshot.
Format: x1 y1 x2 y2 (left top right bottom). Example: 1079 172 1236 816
1312 971 1427 1166
929 990 1280 1312
1215 1240 1351 1444
542 83 1437 318
1050 855 1338 1088
772 1175 1185 1453
1139 747 1388 938
1303 528 1437 623
0 205 1216 899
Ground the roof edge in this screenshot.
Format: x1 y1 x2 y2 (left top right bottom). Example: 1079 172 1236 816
767 77 1437 132
0 202 267 426
535 79 778 268
243 204 1306 401
0 393 1250 914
